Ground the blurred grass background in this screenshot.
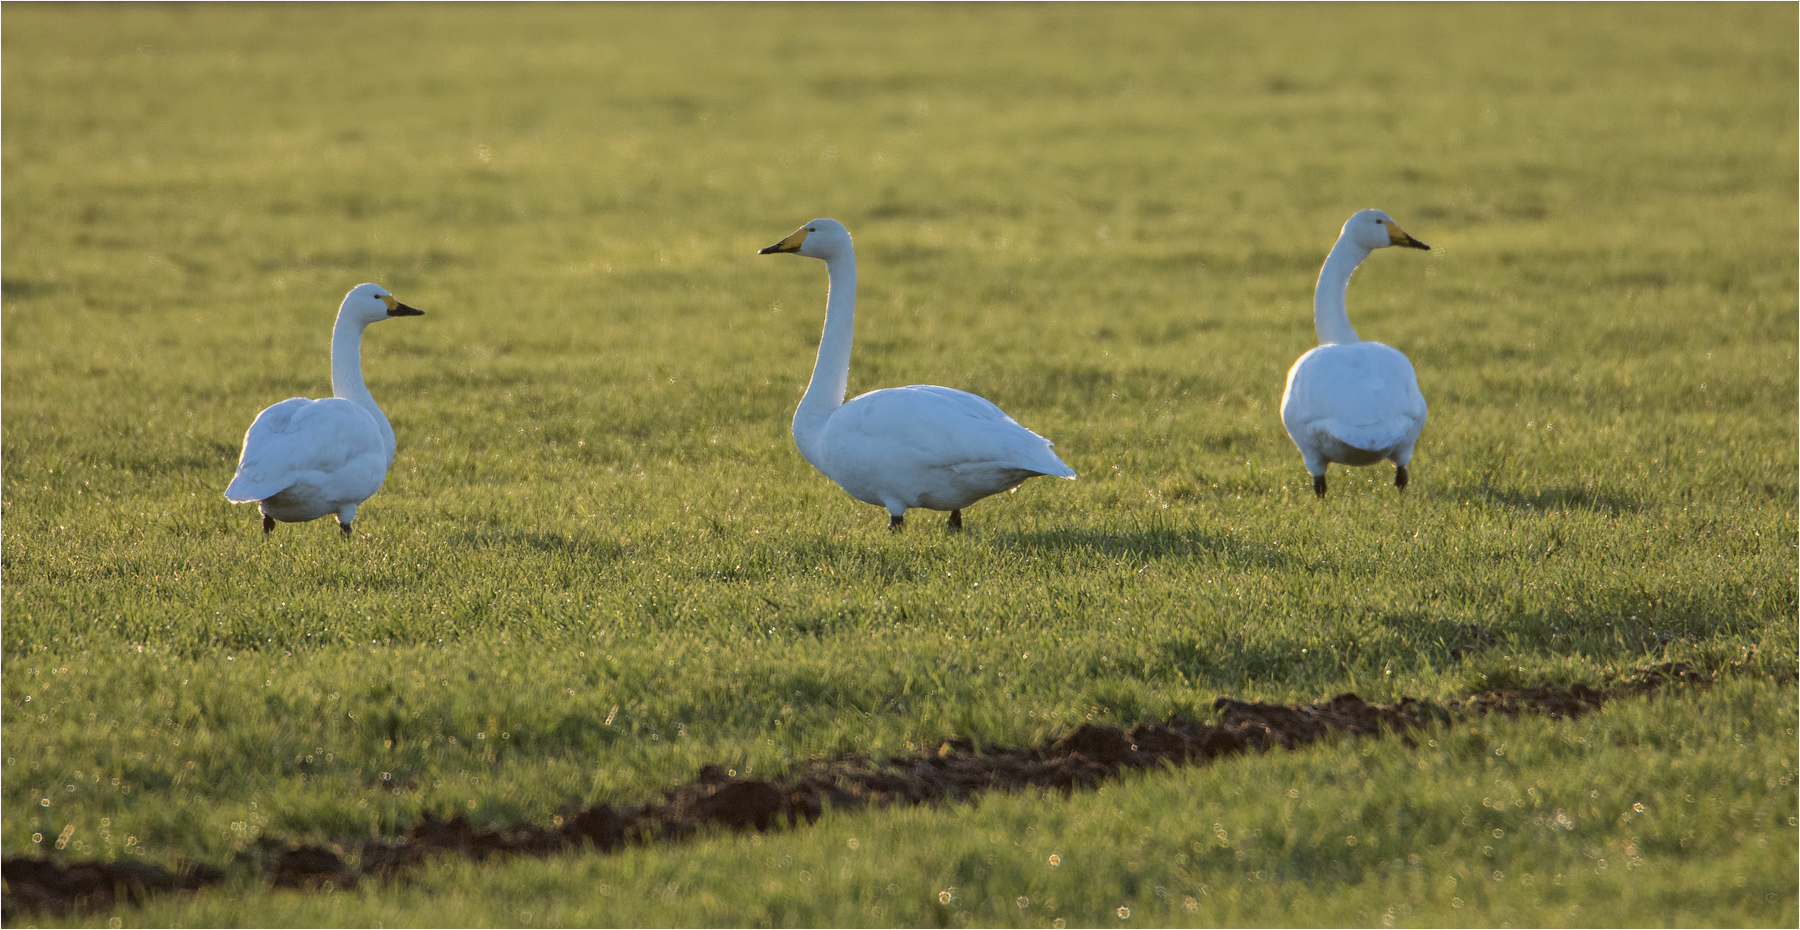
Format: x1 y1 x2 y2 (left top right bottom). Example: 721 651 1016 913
3 4 1795 925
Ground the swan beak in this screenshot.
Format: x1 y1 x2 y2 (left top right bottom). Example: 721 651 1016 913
1385 221 1431 250
380 295 425 317
758 227 809 255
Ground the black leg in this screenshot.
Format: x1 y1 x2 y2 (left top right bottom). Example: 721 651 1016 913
1313 474 1327 498
262 514 275 534
947 509 963 531
1395 465 1409 492
339 519 352 538
888 513 904 531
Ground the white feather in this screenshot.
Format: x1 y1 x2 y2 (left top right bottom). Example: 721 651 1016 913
1279 210 1430 493
224 283 423 531
763 219 1075 525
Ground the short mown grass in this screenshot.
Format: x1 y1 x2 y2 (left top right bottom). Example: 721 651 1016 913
116 680 1799 928
4 4 1795 925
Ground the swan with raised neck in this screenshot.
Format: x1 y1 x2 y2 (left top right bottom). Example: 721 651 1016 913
760 218 1075 530
225 283 425 535
1280 209 1430 498
761 220 859 467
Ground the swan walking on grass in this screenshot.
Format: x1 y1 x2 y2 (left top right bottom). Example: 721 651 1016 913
225 283 425 535
1280 209 1430 498
760 219 1075 530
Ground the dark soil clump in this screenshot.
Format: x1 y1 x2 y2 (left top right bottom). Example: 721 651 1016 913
1 669 1711 922
267 844 358 890
0 858 221 921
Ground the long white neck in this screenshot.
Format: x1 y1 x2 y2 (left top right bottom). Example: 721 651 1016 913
792 250 857 465
330 309 396 463
1312 233 1372 345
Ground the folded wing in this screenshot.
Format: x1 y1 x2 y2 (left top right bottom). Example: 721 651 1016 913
838 385 1075 478
224 397 388 503
1282 342 1426 460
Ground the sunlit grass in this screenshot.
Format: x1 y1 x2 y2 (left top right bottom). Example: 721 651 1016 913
3 3 1795 925
63 680 1800 928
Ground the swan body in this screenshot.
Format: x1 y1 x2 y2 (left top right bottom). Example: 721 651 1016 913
225 283 424 534
761 218 1075 529
1279 209 1430 497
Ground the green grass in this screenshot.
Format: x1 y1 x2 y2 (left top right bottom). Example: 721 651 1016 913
113 680 1800 928
4 3 1795 925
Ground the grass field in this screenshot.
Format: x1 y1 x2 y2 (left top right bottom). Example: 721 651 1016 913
3 4 1796 926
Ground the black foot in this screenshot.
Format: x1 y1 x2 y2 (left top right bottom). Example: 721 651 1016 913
947 509 963 531
262 514 275 534
888 513 904 531
1395 465 1409 492
1312 474 1327 498
338 520 352 538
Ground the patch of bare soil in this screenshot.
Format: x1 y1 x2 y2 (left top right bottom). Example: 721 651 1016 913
0 666 1707 922
0 858 221 918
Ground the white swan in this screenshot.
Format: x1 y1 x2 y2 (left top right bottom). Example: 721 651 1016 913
224 283 425 535
760 218 1075 530
1280 209 1430 498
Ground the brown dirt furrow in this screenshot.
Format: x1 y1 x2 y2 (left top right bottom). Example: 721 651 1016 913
0 666 1705 922
0 858 222 918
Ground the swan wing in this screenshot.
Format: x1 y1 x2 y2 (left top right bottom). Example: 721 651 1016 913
831 385 1076 478
1281 342 1426 457
224 397 389 503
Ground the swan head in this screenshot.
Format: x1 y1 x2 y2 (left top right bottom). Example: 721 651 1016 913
1342 209 1430 252
758 218 852 261
340 283 425 324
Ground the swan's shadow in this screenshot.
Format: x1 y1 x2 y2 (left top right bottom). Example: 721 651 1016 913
442 528 627 562
0 277 59 300
1156 612 1510 690
1459 484 1645 516
990 526 1300 572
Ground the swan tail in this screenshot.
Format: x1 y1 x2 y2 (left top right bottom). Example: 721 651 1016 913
1035 456 1078 479
1002 438 1076 480
224 474 290 504
1323 417 1416 456
946 442 1076 486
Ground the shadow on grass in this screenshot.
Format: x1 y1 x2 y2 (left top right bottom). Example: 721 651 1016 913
1458 484 1644 515
443 528 627 562
0 276 70 301
993 526 1298 571
1157 613 1509 691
